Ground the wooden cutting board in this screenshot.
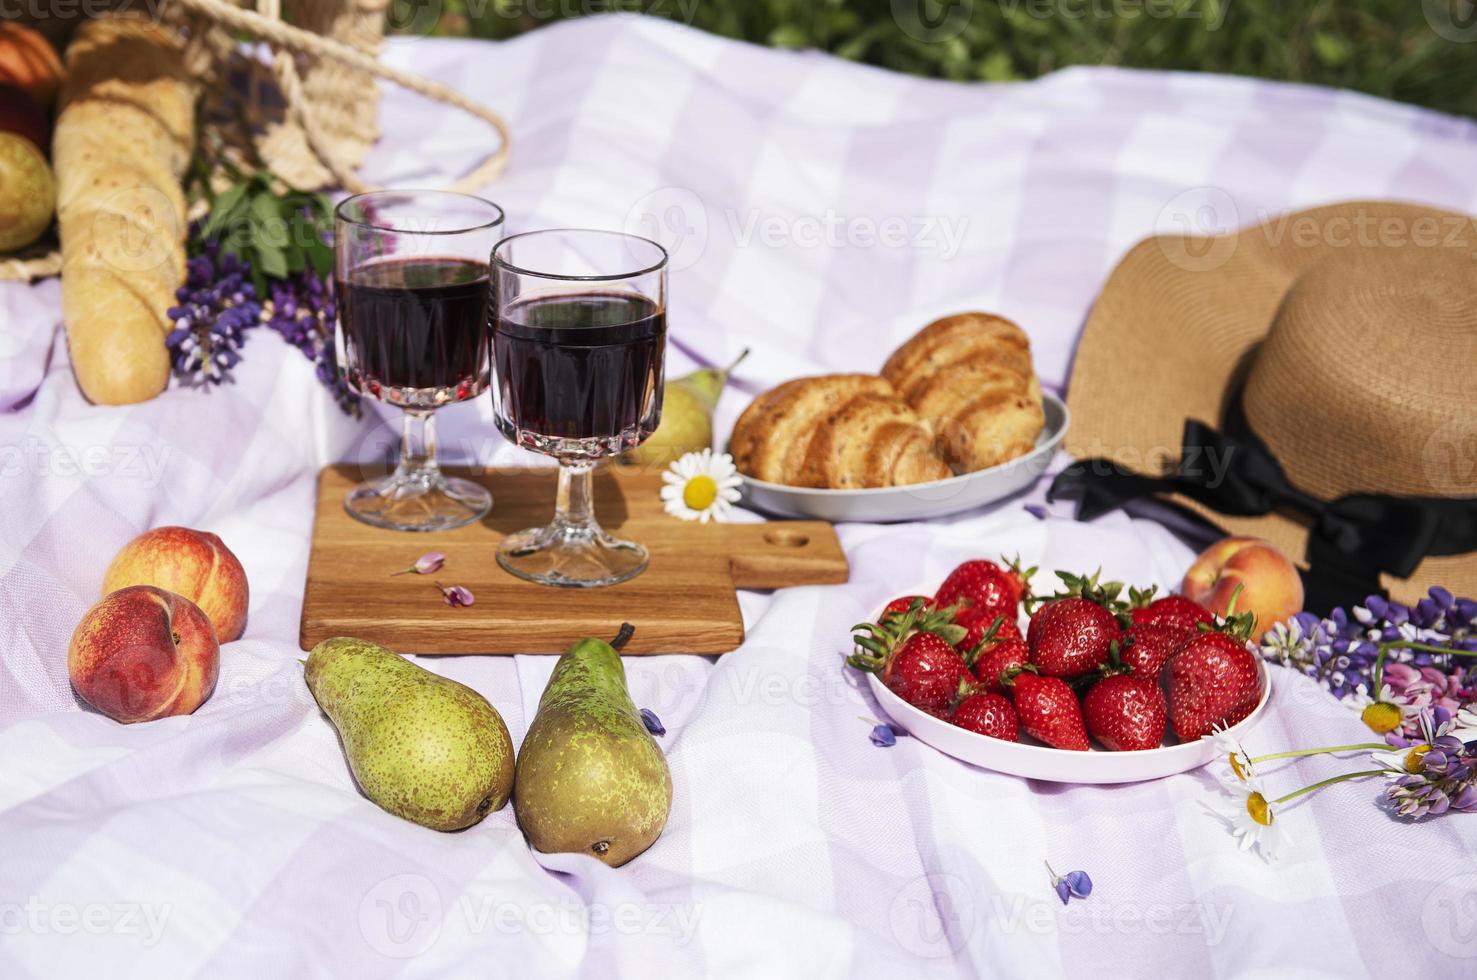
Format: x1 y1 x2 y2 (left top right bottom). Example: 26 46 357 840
300 465 849 654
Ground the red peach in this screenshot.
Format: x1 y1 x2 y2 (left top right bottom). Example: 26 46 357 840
102 527 249 642
68 586 220 724
1181 536 1304 641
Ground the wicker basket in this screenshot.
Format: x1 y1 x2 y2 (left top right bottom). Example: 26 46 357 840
0 0 510 282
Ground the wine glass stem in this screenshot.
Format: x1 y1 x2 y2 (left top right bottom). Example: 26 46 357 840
554 460 597 538
396 409 442 486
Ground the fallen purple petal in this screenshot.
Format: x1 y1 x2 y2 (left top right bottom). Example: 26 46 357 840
394 551 446 576
870 724 898 747
640 708 666 736
435 582 474 607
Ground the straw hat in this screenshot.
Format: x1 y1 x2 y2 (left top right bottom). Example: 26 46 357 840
1056 200 1477 608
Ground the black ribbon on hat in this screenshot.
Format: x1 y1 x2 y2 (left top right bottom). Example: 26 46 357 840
1048 401 1477 611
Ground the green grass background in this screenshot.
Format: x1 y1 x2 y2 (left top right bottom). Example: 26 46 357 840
411 0 1477 118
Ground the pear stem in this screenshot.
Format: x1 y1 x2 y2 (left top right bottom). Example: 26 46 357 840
723 348 751 377
611 623 636 651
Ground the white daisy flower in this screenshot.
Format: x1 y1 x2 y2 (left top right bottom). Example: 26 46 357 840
1343 683 1418 735
661 449 742 523
1220 777 1289 862
1209 726 1255 785
1370 743 1433 781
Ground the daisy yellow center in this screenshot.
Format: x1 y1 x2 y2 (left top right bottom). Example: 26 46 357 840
1246 792 1273 827
683 475 719 510
1228 753 1249 782
1361 701 1402 735
1405 744 1431 774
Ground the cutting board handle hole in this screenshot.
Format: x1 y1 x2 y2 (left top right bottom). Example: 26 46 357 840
763 529 810 548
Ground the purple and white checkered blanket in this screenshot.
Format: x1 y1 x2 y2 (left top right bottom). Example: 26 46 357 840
3 15 1476 977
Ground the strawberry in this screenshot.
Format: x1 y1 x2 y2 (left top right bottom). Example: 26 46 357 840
1119 623 1189 679
1129 589 1212 633
849 603 971 716
883 595 935 618
951 690 1019 741
1028 597 1122 678
956 606 1022 658
1005 669 1090 750
1082 674 1168 751
972 636 1029 693
935 558 1032 622
1165 629 1261 741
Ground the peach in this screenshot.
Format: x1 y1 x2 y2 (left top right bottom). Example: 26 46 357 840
1181 536 1304 640
68 586 220 724
102 527 249 642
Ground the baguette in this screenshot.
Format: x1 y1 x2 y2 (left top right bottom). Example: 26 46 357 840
55 16 196 406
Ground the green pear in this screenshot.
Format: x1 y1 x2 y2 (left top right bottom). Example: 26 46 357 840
305 636 515 832
624 349 749 468
514 624 671 867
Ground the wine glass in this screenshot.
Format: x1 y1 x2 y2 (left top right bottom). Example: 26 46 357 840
335 190 504 531
490 229 669 587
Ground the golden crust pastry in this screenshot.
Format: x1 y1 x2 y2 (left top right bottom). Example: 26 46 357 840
730 375 948 488
883 312 1045 473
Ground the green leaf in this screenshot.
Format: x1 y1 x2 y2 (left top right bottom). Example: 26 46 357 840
203 183 249 240
251 193 291 250
306 239 333 279
256 243 289 280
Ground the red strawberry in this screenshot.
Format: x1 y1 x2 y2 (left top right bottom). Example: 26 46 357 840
956 606 1022 658
1006 670 1090 750
951 691 1019 741
882 633 972 715
1027 596 1122 678
1130 594 1212 632
849 604 971 716
972 636 1029 693
1120 623 1189 679
1165 631 1261 741
1083 674 1168 751
883 595 935 618
935 559 1027 621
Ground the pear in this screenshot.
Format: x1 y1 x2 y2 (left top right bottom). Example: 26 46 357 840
624 349 749 468
305 636 515 832
514 624 671 867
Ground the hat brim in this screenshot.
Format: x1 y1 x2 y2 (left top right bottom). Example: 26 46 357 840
1065 200 1477 606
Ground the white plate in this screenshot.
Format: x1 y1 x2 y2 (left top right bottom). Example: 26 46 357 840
867 661 1272 784
859 593 1274 784
738 393 1069 523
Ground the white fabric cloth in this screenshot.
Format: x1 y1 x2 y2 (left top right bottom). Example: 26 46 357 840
3 15 1476 977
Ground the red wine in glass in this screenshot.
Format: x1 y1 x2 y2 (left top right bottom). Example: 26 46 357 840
339 255 490 404
493 290 665 454
488 228 669 588
333 190 503 533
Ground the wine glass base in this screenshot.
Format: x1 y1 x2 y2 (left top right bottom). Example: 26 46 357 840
344 474 492 532
497 524 649 588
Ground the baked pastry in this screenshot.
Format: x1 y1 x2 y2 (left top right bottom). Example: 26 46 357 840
730 375 950 488
882 313 1045 471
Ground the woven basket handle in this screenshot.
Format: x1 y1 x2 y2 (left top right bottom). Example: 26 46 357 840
175 0 510 194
